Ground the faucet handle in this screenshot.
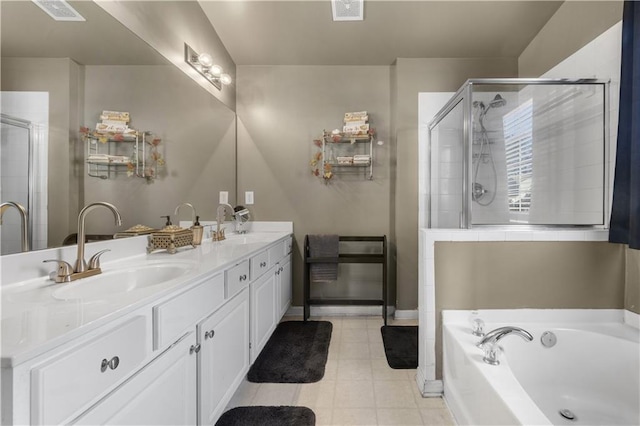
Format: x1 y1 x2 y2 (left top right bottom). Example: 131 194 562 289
88 249 110 270
43 259 73 282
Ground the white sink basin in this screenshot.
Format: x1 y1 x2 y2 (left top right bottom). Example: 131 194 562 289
52 263 194 301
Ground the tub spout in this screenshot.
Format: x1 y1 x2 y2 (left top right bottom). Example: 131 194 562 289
477 326 533 365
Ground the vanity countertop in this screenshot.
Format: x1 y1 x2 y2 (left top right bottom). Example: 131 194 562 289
1 229 292 368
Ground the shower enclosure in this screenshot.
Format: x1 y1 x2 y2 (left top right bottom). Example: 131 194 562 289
428 78 609 228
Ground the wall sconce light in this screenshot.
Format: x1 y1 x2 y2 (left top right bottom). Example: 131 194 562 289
184 43 232 90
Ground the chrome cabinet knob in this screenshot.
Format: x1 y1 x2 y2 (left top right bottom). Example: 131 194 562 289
204 330 215 339
189 344 201 354
100 356 120 372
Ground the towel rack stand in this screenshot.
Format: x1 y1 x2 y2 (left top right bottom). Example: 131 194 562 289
303 235 387 325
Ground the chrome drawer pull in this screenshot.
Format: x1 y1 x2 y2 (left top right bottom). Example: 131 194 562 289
205 330 215 339
189 344 201 354
260 261 266 267
239 274 247 281
100 356 120 372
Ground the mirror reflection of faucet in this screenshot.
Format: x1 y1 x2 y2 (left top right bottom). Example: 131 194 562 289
44 202 122 283
174 202 203 245
213 203 234 241
0 201 30 252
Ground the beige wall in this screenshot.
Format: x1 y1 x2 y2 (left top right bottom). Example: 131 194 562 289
236 65 391 306
97 0 236 111
392 58 518 310
1 57 83 247
626 248 640 314
518 1 623 77
435 241 627 379
82 65 236 234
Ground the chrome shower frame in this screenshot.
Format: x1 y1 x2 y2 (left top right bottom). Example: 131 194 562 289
427 78 610 229
0 113 36 249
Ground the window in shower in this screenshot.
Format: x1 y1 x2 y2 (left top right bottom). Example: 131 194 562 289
504 99 533 215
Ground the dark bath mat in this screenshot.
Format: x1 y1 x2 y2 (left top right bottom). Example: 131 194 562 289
247 321 332 383
215 406 315 426
381 325 418 369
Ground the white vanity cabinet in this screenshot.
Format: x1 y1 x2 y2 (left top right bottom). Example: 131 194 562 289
250 268 278 362
277 255 292 319
1 232 293 426
250 237 293 362
70 331 197 425
198 287 250 425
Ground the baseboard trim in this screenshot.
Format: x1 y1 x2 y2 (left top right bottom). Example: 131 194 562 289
393 309 419 320
286 305 396 318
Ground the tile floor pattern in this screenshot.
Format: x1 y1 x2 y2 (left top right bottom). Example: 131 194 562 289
225 316 455 426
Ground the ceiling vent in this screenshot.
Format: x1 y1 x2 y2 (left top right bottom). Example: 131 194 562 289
332 0 364 21
31 0 85 22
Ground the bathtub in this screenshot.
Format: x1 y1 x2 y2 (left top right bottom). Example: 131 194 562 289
442 310 640 426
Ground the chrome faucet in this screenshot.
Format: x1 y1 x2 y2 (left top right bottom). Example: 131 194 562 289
44 202 122 283
214 203 234 241
477 326 533 365
0 201 30 252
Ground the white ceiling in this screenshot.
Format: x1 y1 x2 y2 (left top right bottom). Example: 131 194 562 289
198 1 564 66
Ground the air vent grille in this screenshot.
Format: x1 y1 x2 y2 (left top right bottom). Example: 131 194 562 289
32 0 85 22
332 0 364 21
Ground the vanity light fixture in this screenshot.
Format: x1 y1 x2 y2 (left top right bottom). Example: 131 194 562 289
184 43 232 90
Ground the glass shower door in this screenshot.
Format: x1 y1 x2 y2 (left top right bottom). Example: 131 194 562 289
1 115 32 254
429 99 465 228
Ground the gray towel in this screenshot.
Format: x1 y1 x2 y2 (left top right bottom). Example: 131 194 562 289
309 234 339 282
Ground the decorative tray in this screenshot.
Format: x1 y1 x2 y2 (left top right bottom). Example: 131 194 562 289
147 225 194 254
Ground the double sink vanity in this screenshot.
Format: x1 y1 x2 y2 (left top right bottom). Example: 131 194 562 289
1 223 293 425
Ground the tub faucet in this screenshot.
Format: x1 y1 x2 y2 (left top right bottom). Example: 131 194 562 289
477 326 533 365
0 201 30 252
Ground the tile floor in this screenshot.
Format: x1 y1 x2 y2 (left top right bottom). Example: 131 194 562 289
225 316 455 425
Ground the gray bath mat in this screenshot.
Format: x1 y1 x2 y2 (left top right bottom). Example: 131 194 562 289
215 406 315 426
381 325 418 369
247 321 332 383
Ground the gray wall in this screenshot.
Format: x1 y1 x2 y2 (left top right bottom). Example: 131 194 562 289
82 65 236 234
392 58 519 310
236 65 391 306
97 0 236 111
1 57 83 247
434 241 627 379
518 1 623 77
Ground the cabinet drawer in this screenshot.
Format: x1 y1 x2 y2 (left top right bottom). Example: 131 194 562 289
250 250 269 281
154 275 224 349
225 260 250 299
31 316 149 426
267 241 286 268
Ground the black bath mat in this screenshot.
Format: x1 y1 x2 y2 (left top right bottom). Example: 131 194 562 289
215 406 315 426
247 321 332 383
381 325 418 369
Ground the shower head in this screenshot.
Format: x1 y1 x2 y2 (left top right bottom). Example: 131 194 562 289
489 94 506 108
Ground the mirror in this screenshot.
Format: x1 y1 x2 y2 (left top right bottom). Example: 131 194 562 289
1 1 236 255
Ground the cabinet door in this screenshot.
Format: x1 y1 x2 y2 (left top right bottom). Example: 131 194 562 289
71 332 197 425
278 255 292 320
250 269 277 363
199 287 250 425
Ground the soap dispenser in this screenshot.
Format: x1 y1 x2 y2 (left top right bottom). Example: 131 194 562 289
192 215 203 245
